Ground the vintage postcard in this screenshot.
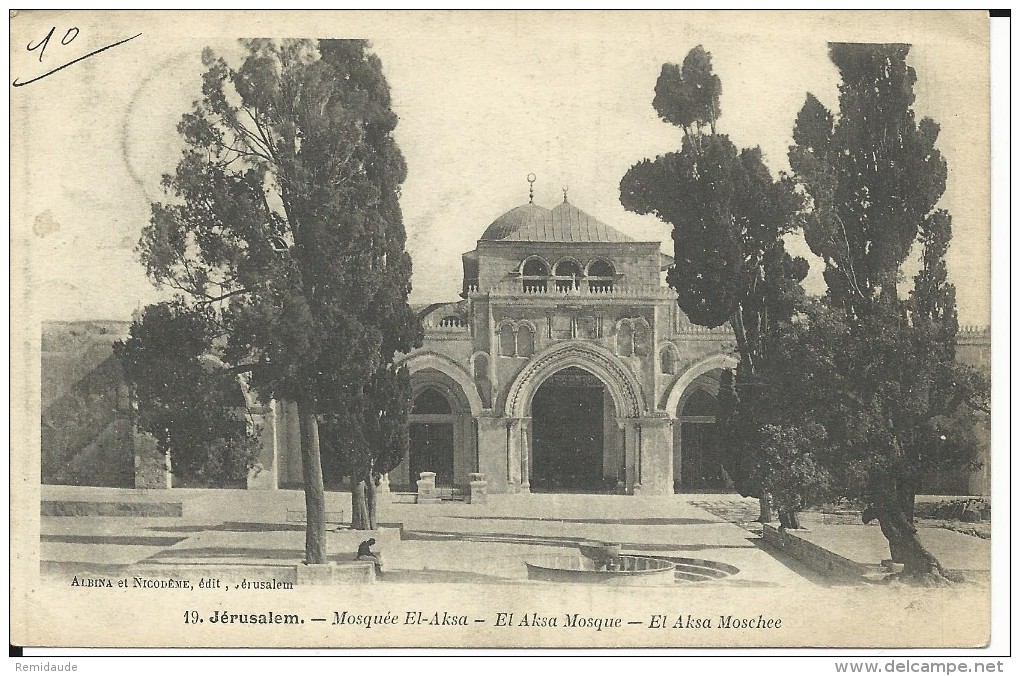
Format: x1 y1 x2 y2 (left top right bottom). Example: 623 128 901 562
10 10 995 650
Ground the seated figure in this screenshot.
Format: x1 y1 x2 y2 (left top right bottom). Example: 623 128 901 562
357 538 384 575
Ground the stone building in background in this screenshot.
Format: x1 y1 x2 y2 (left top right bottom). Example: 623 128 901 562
40 196 992 497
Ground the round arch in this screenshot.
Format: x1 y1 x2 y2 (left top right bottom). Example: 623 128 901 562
519 255 551 276
663 353 738 415
552 255 584 275
396 351 484 417
585 257 616 276
504 341 644 419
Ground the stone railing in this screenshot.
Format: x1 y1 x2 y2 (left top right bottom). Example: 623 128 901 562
488 280 677 299
675 323 733 336
422 315 470 334
958 325 990 339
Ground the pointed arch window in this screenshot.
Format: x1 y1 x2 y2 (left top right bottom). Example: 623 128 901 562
617 322 634 357
517 324 535 357
473 353 492 408
660 346 677 375
499 324 517 356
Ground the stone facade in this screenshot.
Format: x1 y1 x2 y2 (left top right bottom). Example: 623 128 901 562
39 201 993 498
247 198 737 495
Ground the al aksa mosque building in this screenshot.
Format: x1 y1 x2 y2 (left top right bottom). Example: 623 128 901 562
41 182 991 497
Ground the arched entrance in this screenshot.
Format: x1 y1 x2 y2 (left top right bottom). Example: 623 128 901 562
387 362 478 490
502 342 644 494
409 387 456 486
672 370 729 490
530 366 617 493
676 386 728 489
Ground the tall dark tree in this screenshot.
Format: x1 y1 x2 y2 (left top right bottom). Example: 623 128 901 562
787 43 988 583
127 39 421 563
789 43 949 313
620 46 808 524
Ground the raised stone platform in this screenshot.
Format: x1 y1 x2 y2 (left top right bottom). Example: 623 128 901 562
762 523 990 583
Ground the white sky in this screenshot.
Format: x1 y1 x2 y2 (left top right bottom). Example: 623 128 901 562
11 10 991 326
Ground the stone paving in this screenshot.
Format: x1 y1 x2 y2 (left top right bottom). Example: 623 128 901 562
39 486 826 587
37 485 989 588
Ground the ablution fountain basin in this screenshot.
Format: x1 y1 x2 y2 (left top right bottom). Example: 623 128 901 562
525 542 676 586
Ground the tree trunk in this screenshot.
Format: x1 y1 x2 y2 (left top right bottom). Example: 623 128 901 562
863 502 953 585
297 398 326 564
351 478 370 530
350 478 362 529
757 493 774 523
366 471 378 531
778 509 801 529
897 478 918 524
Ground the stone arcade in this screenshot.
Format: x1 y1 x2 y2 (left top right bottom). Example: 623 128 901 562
244 192 738 496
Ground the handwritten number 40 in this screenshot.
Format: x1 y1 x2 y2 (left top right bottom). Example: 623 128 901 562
27 27 80 62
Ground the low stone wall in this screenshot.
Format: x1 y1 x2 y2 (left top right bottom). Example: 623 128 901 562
761 524 869 581
42 500 183 517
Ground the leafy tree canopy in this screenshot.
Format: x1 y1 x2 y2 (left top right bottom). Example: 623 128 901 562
789 43 948 312
126 38 422 557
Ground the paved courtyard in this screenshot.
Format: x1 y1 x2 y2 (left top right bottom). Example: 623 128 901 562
39 485 989 590
40 485 832 588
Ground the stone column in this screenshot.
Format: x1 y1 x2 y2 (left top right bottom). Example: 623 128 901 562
247 400 279 490
477 416 510 493
618 419 636 494
506 418 522 492
632 416 673 496
520 417 531 493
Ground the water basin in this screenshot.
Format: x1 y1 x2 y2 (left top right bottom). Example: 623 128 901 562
525 554 676 585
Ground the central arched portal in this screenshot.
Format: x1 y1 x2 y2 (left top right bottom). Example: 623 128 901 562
529 366 620 493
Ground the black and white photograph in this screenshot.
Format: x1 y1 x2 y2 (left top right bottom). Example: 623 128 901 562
10 10 1000 655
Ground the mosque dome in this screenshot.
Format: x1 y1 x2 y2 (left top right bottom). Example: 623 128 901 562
479 200 633 243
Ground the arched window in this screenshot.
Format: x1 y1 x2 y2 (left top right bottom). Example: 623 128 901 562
554 260 583 291
517 324 535 357
473 354 489 382
660 346 677 375
412 388 453 414
521 258 549 293
633 319 651 357
617 321 634 357
499 324 516 357
587 259 615 293
681 388 717 418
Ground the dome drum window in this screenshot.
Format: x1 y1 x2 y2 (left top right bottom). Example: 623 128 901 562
587 259 616 293
554 260 583 292
521 258 549 293
515 257 618 294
